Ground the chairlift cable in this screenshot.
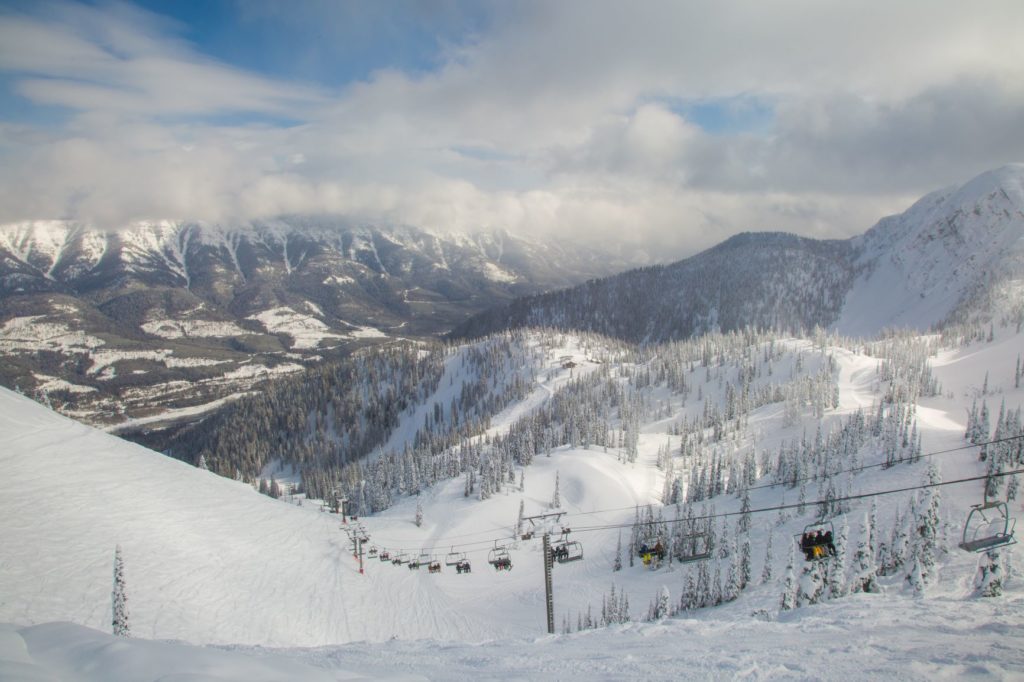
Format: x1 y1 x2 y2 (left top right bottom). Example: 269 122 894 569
365 467 1024 558
567 467 1024 535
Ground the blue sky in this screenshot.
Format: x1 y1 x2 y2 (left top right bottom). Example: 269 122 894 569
1 0 1023 254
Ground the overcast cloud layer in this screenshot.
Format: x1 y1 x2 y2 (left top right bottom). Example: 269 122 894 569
1 0 1023 257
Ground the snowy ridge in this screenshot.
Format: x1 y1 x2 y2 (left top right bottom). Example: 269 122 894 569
839 164 1024 335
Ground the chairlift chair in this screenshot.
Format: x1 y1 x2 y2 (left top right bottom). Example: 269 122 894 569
379 550 391 562
445 548 467 567
368 546 378 558
392 551 409 565
798 521 837 561
456 559 472 574
673 531 712 563
552 540 583 564
428 559 442 573
960 499 1017 553
488 544 513 571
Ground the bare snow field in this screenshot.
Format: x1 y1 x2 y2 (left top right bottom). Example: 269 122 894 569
1 328 1023 680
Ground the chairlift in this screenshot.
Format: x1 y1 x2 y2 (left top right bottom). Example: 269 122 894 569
379 550 391 562
798 521 837 561
488 543 513 571
428 559 442 574
392 551 409 565
445 548 467 566
368 546 378 558
455 559 472 574
674 532 712 564
960 499 1017 553
552 539 583 564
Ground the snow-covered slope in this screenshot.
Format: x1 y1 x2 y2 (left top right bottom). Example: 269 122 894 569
3 321 1023 673
838 164 1024 335
2 321 1024 675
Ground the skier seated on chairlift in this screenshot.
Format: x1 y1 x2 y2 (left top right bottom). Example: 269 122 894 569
823 530 837 557
800 530 834 560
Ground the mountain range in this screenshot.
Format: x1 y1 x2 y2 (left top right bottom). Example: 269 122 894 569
0 220 633 431
455 165 1024 342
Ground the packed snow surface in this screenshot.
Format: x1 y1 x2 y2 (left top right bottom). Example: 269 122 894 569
2 328 1024 680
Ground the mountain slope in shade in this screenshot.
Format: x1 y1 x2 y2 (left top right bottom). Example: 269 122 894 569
454 165 1024 343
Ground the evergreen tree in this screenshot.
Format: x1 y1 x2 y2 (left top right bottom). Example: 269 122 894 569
761 530 774 584
780 544 798 611
415 500 423 527
738 488 752 533
613 531 623 572
850 512 878 594
828 516 849 598
977 549 1004 597
798 559 825 606
515 499 525 537
197 453 209 471
654 585 671 620
112 545 129 637
551 470 561 509
906 553 926 597
739 535 752 591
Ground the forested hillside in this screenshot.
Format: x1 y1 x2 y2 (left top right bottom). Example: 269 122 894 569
454 233 853 343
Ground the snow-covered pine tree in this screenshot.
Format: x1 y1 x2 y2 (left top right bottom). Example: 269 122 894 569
761 529 774 584
914 464 942 583
415 501 423 527
551 470 561 509
613 531 623 572
798 558 825 607
976 549 1004 597
739 535 752 591
850 513 878 594
654 585 670 620
906 553 926 597
828 516 848 598
725 557 740 602
780 544 798 611
112 545 129 637
515 499 524 537
738 488 752 533
197 453 209 470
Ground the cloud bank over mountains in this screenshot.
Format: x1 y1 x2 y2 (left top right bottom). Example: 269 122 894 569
1 0 1023 256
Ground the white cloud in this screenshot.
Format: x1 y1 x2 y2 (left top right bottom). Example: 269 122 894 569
0 0 1022 257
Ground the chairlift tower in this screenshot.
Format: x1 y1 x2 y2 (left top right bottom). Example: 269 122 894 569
543 533 554 634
